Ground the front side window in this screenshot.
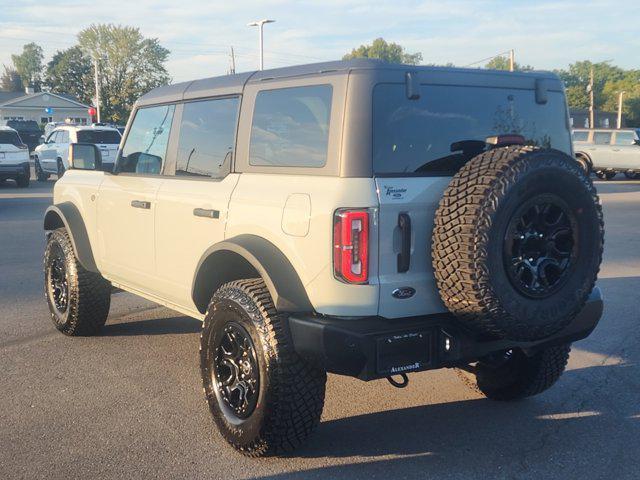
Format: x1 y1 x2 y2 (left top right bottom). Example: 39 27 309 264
593 132 612 145
614 131 635 145
249 85 332 168
119 104 175 174
175 97 239 178
373 84 572 176
572 131 589 142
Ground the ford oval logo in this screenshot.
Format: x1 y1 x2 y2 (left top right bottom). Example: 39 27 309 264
392 287 416 299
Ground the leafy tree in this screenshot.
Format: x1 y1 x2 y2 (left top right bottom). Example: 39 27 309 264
343 38 422 65
11 43 44 89
78 24 170 123
485 56 533 71
0 65 23 92
44 46 94 105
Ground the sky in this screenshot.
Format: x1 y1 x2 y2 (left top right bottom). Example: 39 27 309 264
0 0 638 84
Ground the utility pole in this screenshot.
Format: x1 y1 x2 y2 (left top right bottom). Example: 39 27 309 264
93 56 101 123
617 91 625 129
247 19 275 70
229 46 236 75
588 66 595 129
509 49 515 72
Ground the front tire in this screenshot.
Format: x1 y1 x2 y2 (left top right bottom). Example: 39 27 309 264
44 228 111 336
457 344 571 400
35 157 49 182
595 170 616 180
200 278 326 457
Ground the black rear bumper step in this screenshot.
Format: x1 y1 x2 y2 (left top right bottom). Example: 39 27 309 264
288 287 603 381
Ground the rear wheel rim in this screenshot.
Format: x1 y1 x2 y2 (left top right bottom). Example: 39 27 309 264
503 194 578 298
47 242 69 314
212 322 260 420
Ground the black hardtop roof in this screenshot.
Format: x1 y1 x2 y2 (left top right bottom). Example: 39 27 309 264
137 58 562 107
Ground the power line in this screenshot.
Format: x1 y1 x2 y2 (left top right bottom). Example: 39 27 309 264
464 50 513 68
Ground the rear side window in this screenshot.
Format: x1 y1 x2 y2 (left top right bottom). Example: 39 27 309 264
175 97 239 178
119 104 175 174
0 131 22 146
572 131 589 142
59 131 69 143
614 131 635 145
373 84 572 176
77 130 121 144
249 85 332 168
593 132 612 145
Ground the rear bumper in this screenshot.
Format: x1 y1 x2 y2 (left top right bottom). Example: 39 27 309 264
0 162 30 177
288 287 603 381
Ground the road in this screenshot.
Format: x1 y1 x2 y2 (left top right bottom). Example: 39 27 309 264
1 176 639 480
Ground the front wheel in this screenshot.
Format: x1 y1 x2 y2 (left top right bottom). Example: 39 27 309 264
457 344 571 400
35 157 49 182
595 170 616 180
15 174 29 188
200 278 326 457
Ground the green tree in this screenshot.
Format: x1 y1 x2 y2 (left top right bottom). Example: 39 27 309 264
11 42 44 89
343 38 422 65
485 56 533 71
44 46 93 105
0 65 23 92
78 24 170 123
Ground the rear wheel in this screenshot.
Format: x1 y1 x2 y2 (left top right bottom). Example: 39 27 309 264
432 146 604 341
574 154 591 175
624 171 640 180
200 278 326 457
15 174 29 188
457 344 571 400
44 228 111 335
35 157 49 182
57 158 65 178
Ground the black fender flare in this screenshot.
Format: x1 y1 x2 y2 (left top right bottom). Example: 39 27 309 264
43 203 98 272
191 234 313 314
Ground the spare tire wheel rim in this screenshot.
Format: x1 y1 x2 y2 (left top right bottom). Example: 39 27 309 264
212 322 260 420
503 193 578 298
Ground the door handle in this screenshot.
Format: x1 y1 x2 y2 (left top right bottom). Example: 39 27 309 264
397 213 411 273
131 200 151 209
193 208 219 219
612 148 620 151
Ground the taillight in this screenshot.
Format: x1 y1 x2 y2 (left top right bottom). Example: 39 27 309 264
333 209 369 284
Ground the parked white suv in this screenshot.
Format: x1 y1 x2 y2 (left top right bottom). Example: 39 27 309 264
34 125 121 180
573 128 640 179
43 60 605 457
0 126 30 187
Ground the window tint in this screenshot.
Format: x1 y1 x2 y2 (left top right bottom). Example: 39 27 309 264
249 85 332 168
593 132 612 145
0 131 21 146
175 97 239 178
373 84 572 175
572 131 589 142
118 104 175 174
77 130 121 144
614 131 635 145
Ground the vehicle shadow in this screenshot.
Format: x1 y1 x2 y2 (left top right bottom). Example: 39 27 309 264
100 316 202 336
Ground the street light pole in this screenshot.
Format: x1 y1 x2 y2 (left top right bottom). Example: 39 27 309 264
617 91 625 129
248 19 275 70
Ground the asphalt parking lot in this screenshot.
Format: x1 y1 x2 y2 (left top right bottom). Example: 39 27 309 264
0 175 639 480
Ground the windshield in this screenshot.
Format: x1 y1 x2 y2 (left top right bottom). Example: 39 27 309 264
0 131 22 146
373 84 572 175
77 130 121 144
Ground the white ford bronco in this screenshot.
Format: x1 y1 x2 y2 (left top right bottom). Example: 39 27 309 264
43 59 604 457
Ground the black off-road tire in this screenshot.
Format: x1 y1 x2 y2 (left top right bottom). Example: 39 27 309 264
457 344 571 400
15 174 29 188
432 146 604 341
200 278 326 457
35 157 49 182
44 228 111 336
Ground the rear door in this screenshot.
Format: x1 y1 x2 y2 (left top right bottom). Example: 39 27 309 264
591 131 614 168
372 81 573 318
154 97 241 309
39 131 60 172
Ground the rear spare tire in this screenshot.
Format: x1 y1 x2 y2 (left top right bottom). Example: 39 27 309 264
432 146 604 341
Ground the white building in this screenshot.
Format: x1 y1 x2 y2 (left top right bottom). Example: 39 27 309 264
0 89 92 125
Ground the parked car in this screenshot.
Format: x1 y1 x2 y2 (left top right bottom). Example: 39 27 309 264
33 125 121 180
3 119 42 153
573 128 640 179
0 126 30 187
43 60 604 456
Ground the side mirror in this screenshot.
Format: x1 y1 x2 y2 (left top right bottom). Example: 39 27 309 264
634 139 640 146
68 143 102 171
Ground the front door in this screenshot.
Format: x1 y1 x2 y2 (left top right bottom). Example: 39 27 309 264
39 131 60 173
154 96 241 310
96 104 176 293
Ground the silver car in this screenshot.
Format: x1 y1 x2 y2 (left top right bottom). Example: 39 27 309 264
573 128 640 180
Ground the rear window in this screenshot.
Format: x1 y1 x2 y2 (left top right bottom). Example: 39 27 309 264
249 85 332 168
572 131 589 142
77 130 121 144
0 131 22 146
373 84 572 175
